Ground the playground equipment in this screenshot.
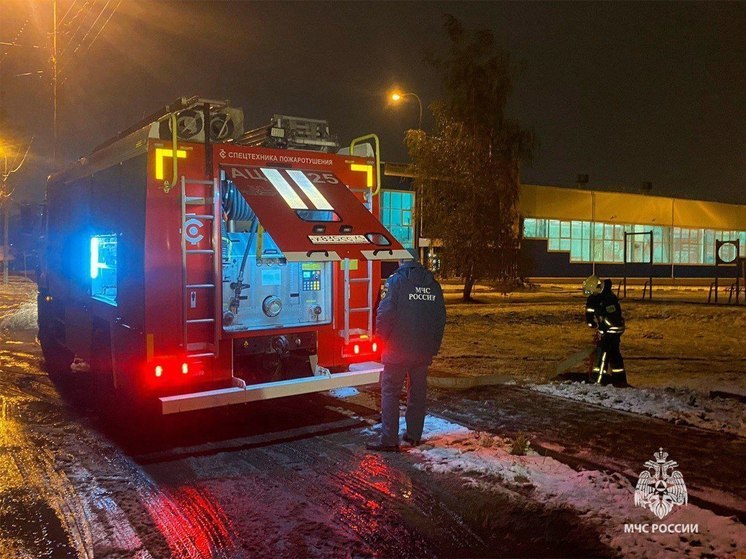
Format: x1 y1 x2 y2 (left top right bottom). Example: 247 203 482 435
708 239 742 304
619 231 653 300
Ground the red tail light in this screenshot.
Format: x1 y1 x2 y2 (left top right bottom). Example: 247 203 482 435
342 338 380 359
181 362 189 374
154 365 163 378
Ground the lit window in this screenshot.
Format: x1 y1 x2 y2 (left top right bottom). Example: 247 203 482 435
523 218 537 238
570 239 584 261
593 239 604 262
91 234 117 305
548 220 558 237
703 230 716 264
391 191 402 210
603 242 614 263
380 190 415 248
614 225 625 241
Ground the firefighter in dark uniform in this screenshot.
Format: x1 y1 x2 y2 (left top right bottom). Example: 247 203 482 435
366 258 446 452
583 275 627 386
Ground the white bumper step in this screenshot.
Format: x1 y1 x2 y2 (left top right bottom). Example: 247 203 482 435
160 361 382 415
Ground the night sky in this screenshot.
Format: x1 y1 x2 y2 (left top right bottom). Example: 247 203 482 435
2 1 744 204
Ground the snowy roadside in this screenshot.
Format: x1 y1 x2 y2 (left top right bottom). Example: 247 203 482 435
0 300 36 332
529 382 746 438
0 281 36 333
387 416 746 559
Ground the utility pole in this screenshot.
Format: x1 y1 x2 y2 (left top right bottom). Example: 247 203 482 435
52 0 58 166
2 196 8 285
1 137 33 285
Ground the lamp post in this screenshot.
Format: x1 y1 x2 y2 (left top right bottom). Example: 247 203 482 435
389 89 425 261
390 91 423 130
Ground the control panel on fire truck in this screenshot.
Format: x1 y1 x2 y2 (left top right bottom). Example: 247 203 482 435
301 270 322 291
221 230 332 332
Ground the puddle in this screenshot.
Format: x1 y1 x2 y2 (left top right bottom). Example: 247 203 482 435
0 487 77 558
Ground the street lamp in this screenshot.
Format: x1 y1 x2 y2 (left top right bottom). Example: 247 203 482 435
389 90 423 130
389 89 426 261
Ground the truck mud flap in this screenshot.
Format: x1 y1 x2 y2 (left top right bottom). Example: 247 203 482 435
160 361 382 414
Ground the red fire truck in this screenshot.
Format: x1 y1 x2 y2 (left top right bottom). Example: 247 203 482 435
38 97 409 414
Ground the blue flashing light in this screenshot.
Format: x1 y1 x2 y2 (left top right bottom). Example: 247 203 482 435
90 236 100 279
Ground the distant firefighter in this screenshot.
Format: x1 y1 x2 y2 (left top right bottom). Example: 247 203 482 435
583 275 627 386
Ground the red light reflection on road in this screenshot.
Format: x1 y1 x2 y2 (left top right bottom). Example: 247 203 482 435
142 484 235 559
333 453 405 539
358 454 397 498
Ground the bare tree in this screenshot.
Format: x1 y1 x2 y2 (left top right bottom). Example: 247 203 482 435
406 15 534 301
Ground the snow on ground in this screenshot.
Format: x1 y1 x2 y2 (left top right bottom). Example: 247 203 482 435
530 382 746 438
0 281 36 333
327 387 360 399
404 416 746 559
362 413 471 440
0 301 37 332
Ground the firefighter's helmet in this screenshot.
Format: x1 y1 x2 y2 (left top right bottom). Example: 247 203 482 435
582 275 603 296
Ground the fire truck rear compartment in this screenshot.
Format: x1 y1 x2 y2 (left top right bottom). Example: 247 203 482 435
232 331 319 386
220 230 333 333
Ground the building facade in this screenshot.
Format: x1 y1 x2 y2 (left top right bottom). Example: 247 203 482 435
379 163 745 282
520 185 745 280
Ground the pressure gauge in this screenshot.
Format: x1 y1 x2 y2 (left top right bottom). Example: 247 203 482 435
262 296 283 317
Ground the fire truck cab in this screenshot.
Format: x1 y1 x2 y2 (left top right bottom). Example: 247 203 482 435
38 97 409 414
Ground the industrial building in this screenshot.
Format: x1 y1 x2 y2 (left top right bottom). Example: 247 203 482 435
519 185 745 281
379 164 745 283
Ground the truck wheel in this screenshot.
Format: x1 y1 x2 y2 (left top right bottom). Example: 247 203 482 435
37 293 73 378
39 327 74 378
91 324 113 377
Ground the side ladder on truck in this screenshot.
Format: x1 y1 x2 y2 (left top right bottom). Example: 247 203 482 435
342 187 375 343
343 258 374 344
181 177 221 359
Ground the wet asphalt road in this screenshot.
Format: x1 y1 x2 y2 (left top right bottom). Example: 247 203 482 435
1 278 742 558
0 326 614 559
430 385 746 521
